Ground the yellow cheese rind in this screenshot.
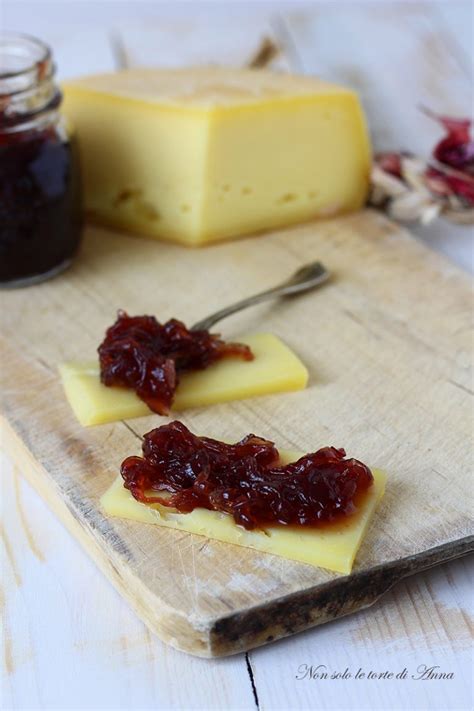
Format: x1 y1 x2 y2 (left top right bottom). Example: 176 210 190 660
59 333 308 426
100 451 386 574
62 67 371 245
63 68 363 109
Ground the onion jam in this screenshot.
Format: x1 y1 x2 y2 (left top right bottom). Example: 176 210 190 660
0 33 82 287
120 421 374 530
0 126 82 285
98 311 253 414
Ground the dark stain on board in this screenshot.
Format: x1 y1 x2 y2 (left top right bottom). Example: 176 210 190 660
210 537 474 656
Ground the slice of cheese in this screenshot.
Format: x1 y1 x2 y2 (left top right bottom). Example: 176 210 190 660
101 448 386 574
59 333 308 426
63 67 371 245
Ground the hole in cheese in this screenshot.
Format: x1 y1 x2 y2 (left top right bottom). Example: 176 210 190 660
277 193 298 205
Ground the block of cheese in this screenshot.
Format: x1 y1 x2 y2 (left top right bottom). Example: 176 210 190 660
63 67 371 245
59 333 308 426
101 450 386 574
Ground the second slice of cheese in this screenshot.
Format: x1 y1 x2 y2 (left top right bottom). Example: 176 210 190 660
59 333 308 426
101 451 386 574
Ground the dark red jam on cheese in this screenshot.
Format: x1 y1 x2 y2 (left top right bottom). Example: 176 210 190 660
99 312 254 414
120 421 374 530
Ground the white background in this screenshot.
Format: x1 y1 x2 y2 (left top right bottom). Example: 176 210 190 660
1 2 473 710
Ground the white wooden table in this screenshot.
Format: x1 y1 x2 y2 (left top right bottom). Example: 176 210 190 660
1 2 473 710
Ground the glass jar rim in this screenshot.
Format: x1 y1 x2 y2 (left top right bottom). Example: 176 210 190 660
0 33 60 131
0 32 53 93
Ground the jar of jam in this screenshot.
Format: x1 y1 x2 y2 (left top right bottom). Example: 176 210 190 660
0 33 82 287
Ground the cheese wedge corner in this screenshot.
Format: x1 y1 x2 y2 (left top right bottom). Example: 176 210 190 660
63 67 371 245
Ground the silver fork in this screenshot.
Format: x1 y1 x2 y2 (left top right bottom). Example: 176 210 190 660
191 261 330 332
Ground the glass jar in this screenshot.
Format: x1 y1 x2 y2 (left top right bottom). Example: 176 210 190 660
0 33 83 287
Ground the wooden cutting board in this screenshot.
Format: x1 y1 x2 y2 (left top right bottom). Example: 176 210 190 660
1 209 472 657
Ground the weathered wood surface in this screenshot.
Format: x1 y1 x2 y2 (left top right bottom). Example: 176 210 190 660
3 451 472 709
2 1 473 707
1 209 472 656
